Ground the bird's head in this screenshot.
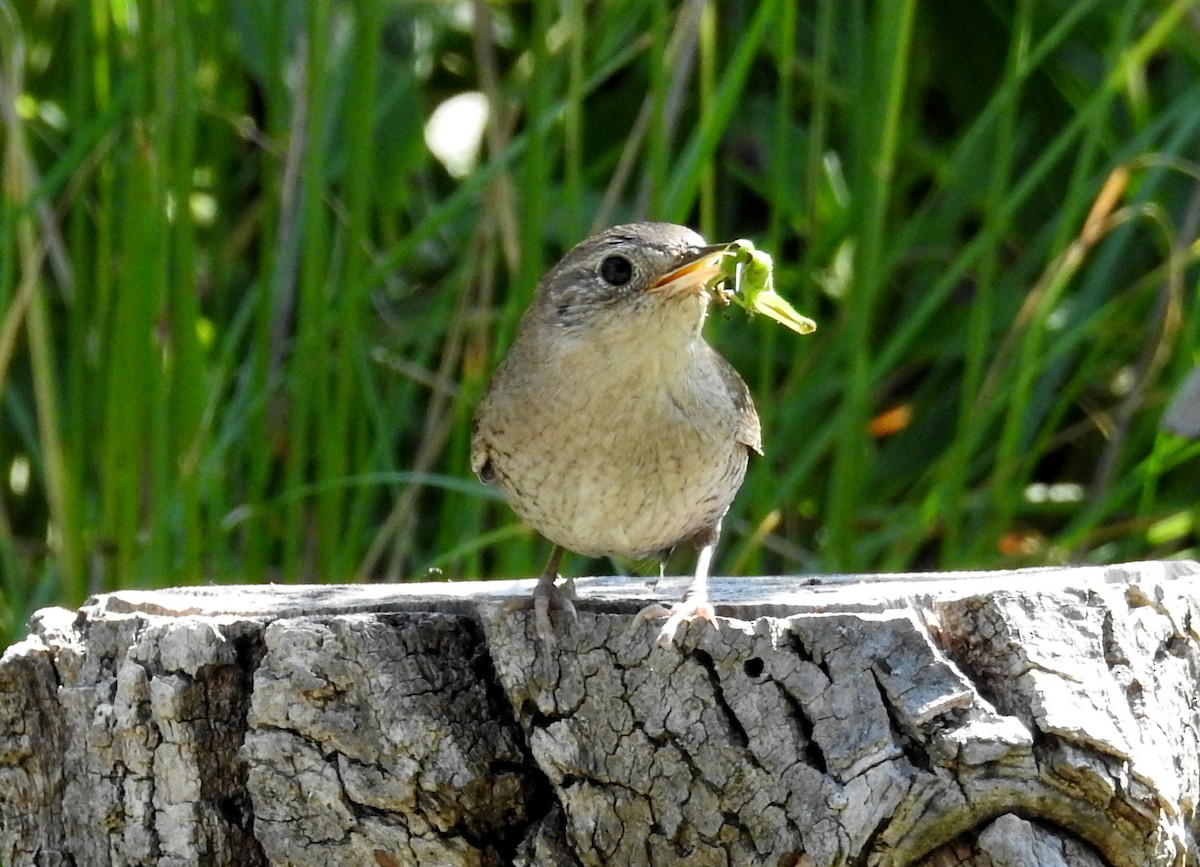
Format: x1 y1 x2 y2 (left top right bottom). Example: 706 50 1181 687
532 222 728 337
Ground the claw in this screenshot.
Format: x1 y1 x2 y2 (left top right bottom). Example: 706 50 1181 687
625 602 671 640
533 579 577 646
502 545 576 647
630 525 721 647
629 597 717 647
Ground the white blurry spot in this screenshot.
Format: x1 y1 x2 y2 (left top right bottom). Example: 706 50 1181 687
16 95 68 131
823 151 850 207
163 191 216 225
190 192 217 225
9 456 30 497
819 239 854 299
448 1 474 29
1024 482 1085 504
1110 365 1135 397
1046 299 1073 331
424 91 489 178
38 100 67 130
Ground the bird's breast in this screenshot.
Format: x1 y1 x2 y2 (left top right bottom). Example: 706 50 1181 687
473 334 752 558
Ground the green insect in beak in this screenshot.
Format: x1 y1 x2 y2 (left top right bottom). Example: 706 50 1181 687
710 239 817 335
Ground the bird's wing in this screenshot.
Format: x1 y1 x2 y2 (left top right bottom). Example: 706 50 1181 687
469 415 496 482
711 349 762 455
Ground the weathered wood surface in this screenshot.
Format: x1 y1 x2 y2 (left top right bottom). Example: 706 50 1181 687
2 560 1199 866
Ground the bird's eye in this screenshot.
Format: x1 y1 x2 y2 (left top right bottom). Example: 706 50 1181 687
599 255 634 286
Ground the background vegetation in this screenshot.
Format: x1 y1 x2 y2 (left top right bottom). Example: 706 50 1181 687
2 0 1198 646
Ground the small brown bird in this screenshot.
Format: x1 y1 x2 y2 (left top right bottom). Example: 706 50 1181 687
471 222 761 646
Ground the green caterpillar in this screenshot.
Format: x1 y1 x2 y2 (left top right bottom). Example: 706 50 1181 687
711 239 816 335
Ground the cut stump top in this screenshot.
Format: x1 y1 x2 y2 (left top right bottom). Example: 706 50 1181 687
3 559 1199 867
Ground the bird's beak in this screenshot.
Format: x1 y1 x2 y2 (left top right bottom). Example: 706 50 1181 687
648 243 730 297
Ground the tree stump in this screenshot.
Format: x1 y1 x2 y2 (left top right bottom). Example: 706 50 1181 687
2 560 1199 866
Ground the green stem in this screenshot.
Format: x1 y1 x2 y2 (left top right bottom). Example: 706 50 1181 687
825 0 916 570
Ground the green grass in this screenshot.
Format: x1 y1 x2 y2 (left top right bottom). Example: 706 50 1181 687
1 0 1199 645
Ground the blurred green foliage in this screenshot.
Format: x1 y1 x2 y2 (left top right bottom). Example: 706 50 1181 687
1 0 1199 644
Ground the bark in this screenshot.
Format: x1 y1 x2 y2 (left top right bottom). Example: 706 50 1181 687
1 560 1198 866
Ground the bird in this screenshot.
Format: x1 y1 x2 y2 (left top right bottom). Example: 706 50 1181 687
471 222 761 647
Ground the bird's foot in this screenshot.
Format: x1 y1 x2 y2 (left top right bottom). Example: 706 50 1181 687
631 595 717 648
503 577 577 646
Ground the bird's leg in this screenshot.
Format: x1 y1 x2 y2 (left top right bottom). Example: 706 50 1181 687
532 544 577 644
632 524 721 647
503 545 577 646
